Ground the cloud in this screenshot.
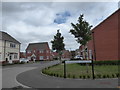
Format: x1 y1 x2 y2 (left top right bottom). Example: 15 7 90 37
2 2 118 51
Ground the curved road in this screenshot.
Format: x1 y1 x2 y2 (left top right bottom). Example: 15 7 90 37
2 61 59 88
16 61 119 88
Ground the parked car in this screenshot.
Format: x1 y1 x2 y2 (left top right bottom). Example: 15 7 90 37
74 55 83 60
20 58 29 63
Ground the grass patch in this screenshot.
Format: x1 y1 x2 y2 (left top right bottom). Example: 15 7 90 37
42 63 119 79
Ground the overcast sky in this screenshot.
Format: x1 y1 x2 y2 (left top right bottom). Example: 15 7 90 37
1 1 119 52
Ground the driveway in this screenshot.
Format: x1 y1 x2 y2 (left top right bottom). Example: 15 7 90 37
16 61 119 88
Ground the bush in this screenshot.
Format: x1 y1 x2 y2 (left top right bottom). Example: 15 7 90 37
106 74 110 78
79 75 82 78
87 75 90 79
97 74 102 78
115 73 120 77
112 74 115 78
72 75 76 78
82 75 86 79
67 74 71 78
102 75 107 78
93 60 119 65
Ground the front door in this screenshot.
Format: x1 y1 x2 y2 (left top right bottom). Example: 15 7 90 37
9 54 13 64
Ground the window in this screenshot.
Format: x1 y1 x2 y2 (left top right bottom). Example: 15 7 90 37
47 56 49 59
40 56 44 60
27 51 31 54
14 54 18 59
40 50 43 53
47 50 49 53
10 43 16 48
27 57 31 60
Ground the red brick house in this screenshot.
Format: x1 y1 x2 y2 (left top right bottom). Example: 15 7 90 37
61 50 71 60
20 52 26 58
26 42 52 61
80 9 119 61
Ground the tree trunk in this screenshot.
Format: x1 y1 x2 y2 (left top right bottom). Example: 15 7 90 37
83 45 89 73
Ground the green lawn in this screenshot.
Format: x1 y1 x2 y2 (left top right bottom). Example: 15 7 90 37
42 64 119 79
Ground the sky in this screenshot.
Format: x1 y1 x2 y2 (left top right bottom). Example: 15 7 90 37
1 1 119 52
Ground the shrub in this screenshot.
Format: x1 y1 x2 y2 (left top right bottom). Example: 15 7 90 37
106 74 110 78
67 74 71 78
102 75 107 78
97 74 101 78
87 75 90 79
93 60 119 65
72 75 76 78
79 75 82 78
112 74 115 78
115 73 120 77
83 75 86 79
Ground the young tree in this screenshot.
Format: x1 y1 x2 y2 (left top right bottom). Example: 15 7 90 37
70 14 92 73
70 14 92 59
51 30 65 60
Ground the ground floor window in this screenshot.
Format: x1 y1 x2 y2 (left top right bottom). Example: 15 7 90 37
40 56 44 60
47 56 49 59
14 53 18 59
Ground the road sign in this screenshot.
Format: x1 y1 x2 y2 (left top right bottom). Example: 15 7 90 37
65 60 92 64
63 60 95 79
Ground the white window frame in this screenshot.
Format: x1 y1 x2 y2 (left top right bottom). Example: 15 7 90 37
47 56 49 59
40 50 43 53
40 56 44 60
27 50 31 54
14 53 18 59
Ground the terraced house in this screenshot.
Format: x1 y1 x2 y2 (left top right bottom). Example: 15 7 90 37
26 42 52 61
0 31 21 64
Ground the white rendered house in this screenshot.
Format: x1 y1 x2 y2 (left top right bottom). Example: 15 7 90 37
0 31 20 64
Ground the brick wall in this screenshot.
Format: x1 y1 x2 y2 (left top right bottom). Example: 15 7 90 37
87 9 119 61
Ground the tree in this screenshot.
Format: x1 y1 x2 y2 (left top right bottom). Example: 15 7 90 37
70 14 92 73
70 14 92 59
51 30 65 60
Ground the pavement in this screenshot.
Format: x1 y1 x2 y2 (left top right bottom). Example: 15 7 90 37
2 60 119 88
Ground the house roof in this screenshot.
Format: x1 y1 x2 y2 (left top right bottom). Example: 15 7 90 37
26 42 49 51
0 31 20 44
92 8 120 33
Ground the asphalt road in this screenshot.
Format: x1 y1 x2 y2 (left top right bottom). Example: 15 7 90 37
2 61 58 88
15 61 119 88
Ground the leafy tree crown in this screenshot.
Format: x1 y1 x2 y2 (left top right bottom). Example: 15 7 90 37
70 14 92 46
51 30 65 53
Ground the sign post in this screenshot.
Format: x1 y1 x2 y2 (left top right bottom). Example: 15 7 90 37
63 60 95 79
91 59 95 79
63 61 66 78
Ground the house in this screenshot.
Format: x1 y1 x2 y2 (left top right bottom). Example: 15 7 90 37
20 52 26 58
26 42 52 61
80 9 119 61
61 50 71 60
51 51 59 60
0 31 21 64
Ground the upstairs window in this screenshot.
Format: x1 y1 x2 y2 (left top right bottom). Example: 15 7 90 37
10 43 16 48
46 50 49 53
39 50 44 53
27 51 31 54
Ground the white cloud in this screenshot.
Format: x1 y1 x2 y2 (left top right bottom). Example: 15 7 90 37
2 2 118 51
